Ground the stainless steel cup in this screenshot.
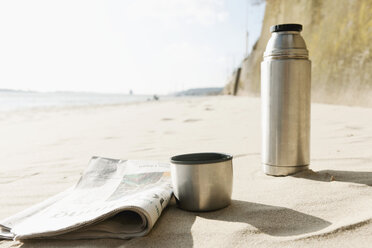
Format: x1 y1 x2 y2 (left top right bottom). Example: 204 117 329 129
261 24 311 176
170 152 233 211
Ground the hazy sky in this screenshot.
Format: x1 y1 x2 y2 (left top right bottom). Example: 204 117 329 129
0 0 265 94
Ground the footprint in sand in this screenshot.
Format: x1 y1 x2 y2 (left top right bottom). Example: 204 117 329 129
131 148 154 152
234 153 260 158
183 118 201 123
0 172 40 183
104 136 118 140
345 125 362 130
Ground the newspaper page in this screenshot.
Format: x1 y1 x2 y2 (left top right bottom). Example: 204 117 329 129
0 156 173 240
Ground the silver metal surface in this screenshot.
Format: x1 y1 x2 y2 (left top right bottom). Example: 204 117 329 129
263 164 309 176
261 29 311 176
170 153 233 211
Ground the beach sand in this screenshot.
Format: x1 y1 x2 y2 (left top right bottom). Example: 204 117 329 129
1 96 372 247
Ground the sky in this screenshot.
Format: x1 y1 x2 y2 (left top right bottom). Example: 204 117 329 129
0 0 265 95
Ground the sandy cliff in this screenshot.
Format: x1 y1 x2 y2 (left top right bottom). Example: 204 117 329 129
224 0 372 107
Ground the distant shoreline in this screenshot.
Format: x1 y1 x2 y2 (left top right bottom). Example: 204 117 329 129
0 91 151 112
0 87 223 112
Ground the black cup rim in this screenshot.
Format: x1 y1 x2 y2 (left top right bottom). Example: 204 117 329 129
171 152 233 165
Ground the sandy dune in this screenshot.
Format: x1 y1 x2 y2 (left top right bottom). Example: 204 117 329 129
1 96 372 247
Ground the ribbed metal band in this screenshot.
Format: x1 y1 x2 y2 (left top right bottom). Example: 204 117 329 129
264 48 309 60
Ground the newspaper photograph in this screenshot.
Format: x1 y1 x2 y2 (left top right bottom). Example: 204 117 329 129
0 156 173 240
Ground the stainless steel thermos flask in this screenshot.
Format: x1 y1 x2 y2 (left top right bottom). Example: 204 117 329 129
261 24 311 176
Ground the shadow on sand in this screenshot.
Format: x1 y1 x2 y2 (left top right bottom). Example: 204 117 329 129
199 200 331 236
18 199 331 248
292 169 372 186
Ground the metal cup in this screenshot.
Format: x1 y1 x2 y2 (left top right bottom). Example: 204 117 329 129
170 152 233 211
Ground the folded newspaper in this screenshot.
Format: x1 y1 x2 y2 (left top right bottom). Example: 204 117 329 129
0 156 173 240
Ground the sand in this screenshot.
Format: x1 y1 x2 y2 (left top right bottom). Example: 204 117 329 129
1 96 372 247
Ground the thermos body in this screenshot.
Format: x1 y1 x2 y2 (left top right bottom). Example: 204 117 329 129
261 24 311 176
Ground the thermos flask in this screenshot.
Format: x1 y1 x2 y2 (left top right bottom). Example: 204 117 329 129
261 24 311 176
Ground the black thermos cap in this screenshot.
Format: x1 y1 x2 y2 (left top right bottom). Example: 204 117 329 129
270 24 303 33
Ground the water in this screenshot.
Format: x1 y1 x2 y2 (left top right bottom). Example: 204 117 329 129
0 91 152 111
